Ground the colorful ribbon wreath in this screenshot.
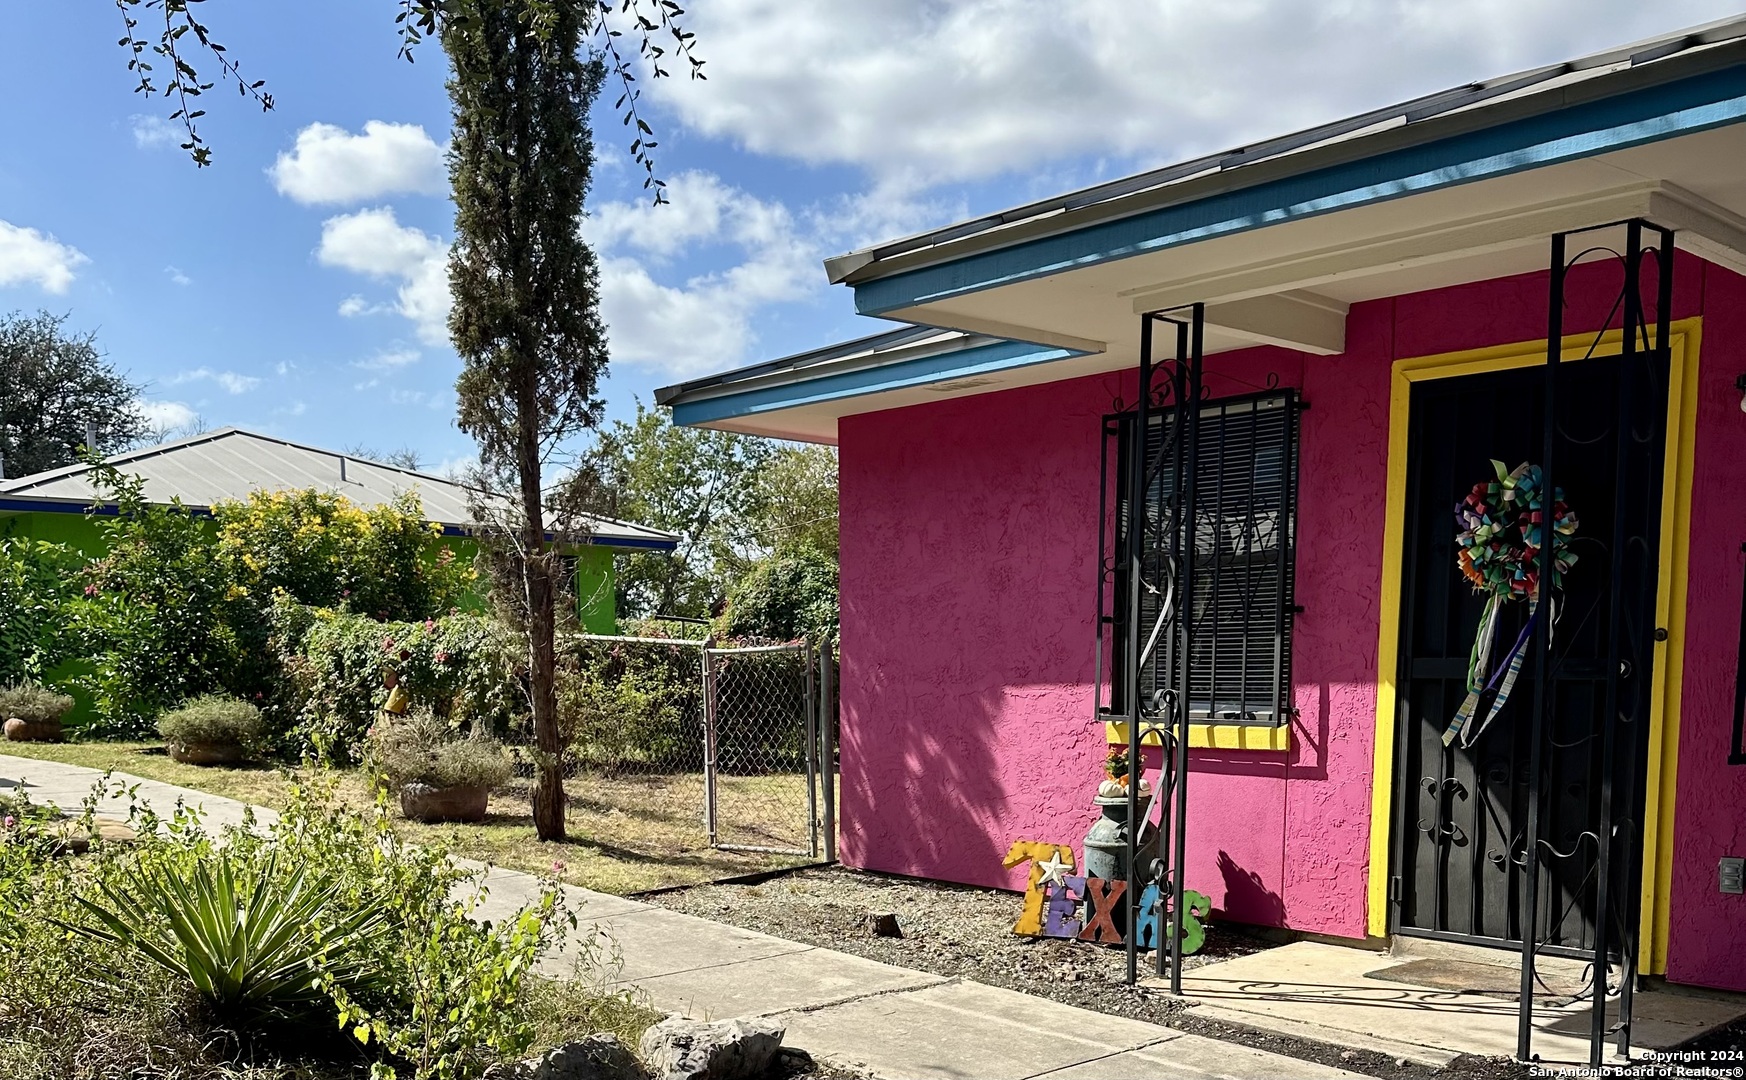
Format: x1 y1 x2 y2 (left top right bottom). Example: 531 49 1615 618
1442 461 1578 747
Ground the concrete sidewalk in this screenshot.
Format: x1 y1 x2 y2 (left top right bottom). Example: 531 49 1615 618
2 754 1360 1080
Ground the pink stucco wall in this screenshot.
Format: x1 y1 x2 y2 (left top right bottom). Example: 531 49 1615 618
837 254 1746 991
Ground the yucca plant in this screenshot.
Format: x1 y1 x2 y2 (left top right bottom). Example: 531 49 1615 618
63 848 392 1023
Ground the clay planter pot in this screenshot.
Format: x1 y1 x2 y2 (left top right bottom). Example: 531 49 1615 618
3 717 65 743
400 783 490 824
167 740 248 766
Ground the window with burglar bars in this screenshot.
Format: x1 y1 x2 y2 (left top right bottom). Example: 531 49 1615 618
1108 390 1301 726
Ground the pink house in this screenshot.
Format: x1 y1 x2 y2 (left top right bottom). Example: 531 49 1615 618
660 18 1746 1053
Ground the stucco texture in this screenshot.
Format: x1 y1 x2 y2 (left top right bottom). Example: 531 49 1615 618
837 254 1746 992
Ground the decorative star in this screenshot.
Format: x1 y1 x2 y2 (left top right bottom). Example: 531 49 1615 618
1036 852 1072 888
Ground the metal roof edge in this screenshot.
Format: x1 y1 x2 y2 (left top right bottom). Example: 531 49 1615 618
826 16 1746 287
654 324 956 406
670 335 1088 429
656 324 1008 408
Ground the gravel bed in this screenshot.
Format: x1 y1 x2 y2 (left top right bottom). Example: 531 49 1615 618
646 864 1270 1028
649 867 1746 1080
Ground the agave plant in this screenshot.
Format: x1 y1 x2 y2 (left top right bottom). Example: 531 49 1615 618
64 848 392 1021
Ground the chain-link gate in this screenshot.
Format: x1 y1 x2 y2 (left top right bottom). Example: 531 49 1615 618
703 641 819 856
549 632 833 861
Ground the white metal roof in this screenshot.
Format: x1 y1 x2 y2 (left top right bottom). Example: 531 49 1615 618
0 427 678 550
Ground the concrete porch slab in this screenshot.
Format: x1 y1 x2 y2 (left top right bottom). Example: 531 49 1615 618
1162 941 1746 1068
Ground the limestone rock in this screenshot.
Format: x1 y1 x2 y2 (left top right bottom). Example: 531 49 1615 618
483 1034 643 1080
638 1016 786 1080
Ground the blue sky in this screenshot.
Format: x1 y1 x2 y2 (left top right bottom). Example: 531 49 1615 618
3 1 1739 473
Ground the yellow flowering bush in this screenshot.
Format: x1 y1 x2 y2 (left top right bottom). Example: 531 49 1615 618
214 489 475 622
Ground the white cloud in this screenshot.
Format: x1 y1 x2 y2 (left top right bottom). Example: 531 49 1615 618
276 401 308 417
388 387 446 410
650 0 1744 188
0 220 87 294
130 114 179 149
137 399 199 432
169 368 261 394
164 265 191 287
271 121 447 205
316 207 451 345
584 172 947 376
356 347 422 372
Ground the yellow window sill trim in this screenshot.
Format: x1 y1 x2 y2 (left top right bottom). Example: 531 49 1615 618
1104 720 1291 752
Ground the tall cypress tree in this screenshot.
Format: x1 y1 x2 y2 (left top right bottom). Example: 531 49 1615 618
446 0 608 840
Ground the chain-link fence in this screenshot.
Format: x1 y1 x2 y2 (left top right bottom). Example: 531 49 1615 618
704 642 817 856
493 631 832 859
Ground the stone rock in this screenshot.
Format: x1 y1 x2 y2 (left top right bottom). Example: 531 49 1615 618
639 1016 786 1080
867 912 902 938
484 1033 643 1080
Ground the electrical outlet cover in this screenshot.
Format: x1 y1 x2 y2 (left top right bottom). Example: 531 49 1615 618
1721 857 1745 895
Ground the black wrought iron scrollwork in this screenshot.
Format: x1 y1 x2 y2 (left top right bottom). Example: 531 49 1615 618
1516 218 1675 1069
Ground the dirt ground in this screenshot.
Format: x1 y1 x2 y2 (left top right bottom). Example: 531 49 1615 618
649 866 1745 1080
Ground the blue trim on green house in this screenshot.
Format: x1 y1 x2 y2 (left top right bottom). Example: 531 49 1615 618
671 338 1085 426
0 497 678 552
852 65 1746 316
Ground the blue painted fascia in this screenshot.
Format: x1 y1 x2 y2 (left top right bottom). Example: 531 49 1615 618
670 338 1084 426
1 498 677 552
855 65 1746 315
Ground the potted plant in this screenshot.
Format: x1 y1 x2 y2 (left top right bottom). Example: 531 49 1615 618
0 684 75 742
157 695 266 765
367 709 513 824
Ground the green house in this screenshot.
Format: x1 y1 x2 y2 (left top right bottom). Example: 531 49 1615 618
0 427 677 633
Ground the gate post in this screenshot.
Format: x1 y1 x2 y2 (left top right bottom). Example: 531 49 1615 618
804 638 820 859
821 631 837 863
702 639 719 846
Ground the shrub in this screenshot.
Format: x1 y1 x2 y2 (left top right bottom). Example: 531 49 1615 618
272 599 523 764
66 848 395 1024
367 710 514 790
557 636 700 771
214 487 476 622
0 537 81 685
71 465 241 735
717 545 838 644
158 694 267 751
0 682 74 724
25 782 592 1079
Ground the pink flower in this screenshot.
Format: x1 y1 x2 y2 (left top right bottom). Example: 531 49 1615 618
83 583 100 597
551 860 566 873
2 816 15 829
435 650 451 664
341 589 351 599
423 619 436 632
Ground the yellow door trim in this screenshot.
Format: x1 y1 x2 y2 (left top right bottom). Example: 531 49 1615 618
1366 320 1700 976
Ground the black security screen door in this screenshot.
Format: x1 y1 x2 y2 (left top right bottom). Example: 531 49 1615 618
1391 351 1667 956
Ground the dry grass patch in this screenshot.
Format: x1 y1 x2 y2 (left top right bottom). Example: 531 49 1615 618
0 742 809 895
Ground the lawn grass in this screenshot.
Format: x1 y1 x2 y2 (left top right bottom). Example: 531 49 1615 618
0 740 811 895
